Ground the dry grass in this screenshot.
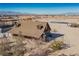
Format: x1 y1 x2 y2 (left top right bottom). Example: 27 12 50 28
50 40 64 51
70 23 79 27
0 34 27 56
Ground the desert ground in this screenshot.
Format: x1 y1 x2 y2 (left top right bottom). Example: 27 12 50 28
35 17 79 55
0 15 79 56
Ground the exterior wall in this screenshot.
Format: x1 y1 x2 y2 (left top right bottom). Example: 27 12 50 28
12 33 39 40
44 23 51 33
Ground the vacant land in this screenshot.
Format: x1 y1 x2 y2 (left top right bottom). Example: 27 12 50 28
0 15 79 56
36 17 79 56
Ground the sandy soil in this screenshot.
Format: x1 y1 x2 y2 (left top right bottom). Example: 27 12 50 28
1 17 79 56
36 18 79 55
48 19 79 55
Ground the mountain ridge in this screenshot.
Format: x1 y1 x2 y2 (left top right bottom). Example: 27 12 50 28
0 11 79 16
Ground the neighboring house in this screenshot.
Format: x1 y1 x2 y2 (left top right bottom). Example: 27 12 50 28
0 18 18 33
0 19 17 26
9 20 51 40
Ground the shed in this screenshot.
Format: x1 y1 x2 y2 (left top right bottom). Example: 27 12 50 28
9 20 51 39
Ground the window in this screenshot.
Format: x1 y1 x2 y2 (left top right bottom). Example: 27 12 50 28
17 24 21 27
14 22 21 27
37 25 43 30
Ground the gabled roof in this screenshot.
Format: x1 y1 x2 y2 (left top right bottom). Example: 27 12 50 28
9 20 50 39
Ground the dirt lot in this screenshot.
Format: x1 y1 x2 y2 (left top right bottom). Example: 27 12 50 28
1 16 79 56
35 18 79 55
48 19 79 55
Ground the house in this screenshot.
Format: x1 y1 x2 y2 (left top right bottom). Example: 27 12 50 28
9 20 51 40
0 18 18 34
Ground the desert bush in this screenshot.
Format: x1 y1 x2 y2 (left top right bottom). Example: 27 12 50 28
0 39 13 56
11 44 26 56
70 23 79 27
0 33 26 56
11 34 26 56
50 40 64 51
53 29 57 32
27 18 32 20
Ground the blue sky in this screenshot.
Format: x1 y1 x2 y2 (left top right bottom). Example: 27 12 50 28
0 3 79 14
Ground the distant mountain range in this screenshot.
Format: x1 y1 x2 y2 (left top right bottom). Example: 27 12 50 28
0 11 39 15
59 12 79 16
48 12 79 16
0 11 27 15
0 11 79 16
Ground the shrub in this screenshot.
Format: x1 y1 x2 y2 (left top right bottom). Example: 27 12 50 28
11 34 27 56
50 40 64 51
0 34 26 56
70 23 79 27
0 40 13 56
53 29 57 32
